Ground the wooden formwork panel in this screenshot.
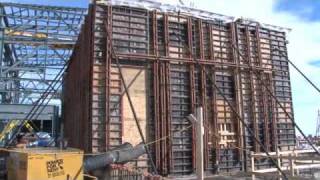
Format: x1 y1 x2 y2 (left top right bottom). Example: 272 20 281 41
63 3 295 177
119 66 149 169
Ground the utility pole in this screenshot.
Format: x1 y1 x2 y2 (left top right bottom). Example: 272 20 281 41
188 107 204 180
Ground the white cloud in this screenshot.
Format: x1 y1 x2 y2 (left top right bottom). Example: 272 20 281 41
163 0 320 135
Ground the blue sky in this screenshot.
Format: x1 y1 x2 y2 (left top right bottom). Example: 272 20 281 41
275 0 320 22
275 0 320 77
4 0 88 8
2 0 320 135
310 60 320 67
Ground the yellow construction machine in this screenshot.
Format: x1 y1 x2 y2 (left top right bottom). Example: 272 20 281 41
2 142 145 180
5 148 86 180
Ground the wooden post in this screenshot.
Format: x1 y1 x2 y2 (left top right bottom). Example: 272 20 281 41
295 151 299 176
276 148 282 180
188 107 204 180
196 107 204 180
289 153 294 177
251 151 255 180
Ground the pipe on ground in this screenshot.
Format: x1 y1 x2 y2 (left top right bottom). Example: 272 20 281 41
83 142 146 172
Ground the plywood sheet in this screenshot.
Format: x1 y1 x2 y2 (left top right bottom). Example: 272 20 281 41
122 67 147 146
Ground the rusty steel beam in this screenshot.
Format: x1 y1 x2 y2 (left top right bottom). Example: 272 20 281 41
187 16 196 171
153 61 160 171
245 26 259 153
163 13 172 174
105 5 112 150
165 62 171 174
110 53 290 73
189 64 196 171
231 22 243 164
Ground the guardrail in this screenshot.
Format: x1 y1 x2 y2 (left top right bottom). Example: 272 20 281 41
251 149 320 179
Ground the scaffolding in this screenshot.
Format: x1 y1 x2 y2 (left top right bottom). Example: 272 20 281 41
0 2 86 104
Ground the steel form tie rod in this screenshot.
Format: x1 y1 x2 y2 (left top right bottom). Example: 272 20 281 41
104 20 158 174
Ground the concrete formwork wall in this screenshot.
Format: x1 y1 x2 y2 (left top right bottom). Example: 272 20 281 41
63 9 93 152
63 3 295 177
